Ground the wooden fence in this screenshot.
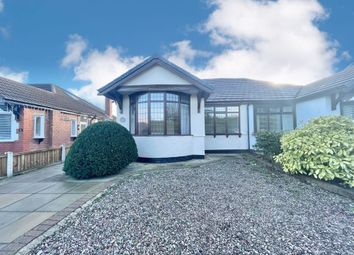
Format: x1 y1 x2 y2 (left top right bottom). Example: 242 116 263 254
0 146 70 177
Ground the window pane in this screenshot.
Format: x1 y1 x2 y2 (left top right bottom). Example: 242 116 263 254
282 114 294 131
150 93 164 101
269 114 281 132
282 106 293 113
205 112 214 135
130 104 135 134
256 114 268 132
215 107 226 112
269 107 281 113
256 107 268 113
35 117 41 137
166 102 179 135
180 94 189 104
0 114 11 139
215 113 226 134
181 104 190 135
205 107 213 113
343 104 354 119
166 93 179 102
137 103 148 135
227 106 239 112
150 102 164 135
227 112 239 133
138 93 148 102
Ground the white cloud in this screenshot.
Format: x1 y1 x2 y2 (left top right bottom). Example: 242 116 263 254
0 66 28 82
167 0 338 85
0 0 4 12
63 34 144 109
61 34 87 67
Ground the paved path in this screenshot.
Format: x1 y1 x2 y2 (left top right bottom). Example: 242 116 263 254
0 164 115 254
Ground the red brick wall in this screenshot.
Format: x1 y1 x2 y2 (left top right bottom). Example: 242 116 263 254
0 106 81 154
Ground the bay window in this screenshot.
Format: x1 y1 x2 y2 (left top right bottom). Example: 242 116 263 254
130 92 190 136
205 106 240 136
255 105 294 132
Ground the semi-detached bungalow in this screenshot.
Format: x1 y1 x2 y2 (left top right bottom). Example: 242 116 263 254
0 78 107 154
99 56 354 162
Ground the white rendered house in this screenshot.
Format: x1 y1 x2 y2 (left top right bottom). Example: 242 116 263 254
98 56 354 162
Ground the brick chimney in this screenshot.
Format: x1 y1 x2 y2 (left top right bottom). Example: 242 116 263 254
105 97 113 119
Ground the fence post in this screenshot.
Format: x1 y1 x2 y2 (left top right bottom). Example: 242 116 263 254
6 152 13 177
61 145 66 162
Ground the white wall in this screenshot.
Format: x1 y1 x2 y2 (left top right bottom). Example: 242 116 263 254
124 66 191 86
296 96 340 127
205 104 250 150
116 94 205 159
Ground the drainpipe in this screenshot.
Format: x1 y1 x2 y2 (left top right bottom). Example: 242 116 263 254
247 104 250 151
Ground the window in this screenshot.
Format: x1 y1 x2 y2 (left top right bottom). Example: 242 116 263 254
33 115 45 138
342 102 354 119
130 92 190 136
0 112 12 141
80 116 88 132
205 106 240 136
71 119 78 137
255 105 294 132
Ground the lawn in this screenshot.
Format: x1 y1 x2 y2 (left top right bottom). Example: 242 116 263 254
28 154 354 254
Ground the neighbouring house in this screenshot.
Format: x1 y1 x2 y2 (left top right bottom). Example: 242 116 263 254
98 56 354 162
0 77 108 154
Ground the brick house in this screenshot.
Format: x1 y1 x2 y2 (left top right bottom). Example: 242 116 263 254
0 77 108 154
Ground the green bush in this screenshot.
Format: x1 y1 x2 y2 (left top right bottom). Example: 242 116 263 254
275 116 354 187
254 131 282 159
64 121 138 179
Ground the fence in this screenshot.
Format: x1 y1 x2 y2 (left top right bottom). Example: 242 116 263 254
0 145 70 177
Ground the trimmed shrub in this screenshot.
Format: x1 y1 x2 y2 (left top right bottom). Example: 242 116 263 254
64 121 138 179
254 131 282 159
275 116 354 187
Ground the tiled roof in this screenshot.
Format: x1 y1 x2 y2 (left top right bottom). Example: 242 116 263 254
0 77 106 118
297 65 354 98
204 78 301 103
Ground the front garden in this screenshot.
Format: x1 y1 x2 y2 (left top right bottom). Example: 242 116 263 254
255 116 354 188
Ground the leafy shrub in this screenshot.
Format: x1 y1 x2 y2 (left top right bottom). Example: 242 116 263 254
254 131 282 159
275 116 354 187
64 121 138 179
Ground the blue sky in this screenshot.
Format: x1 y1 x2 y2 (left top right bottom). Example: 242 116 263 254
0 0 353 108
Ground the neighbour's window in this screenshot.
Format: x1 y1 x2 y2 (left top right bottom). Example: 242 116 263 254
255 105 294 132
0 112 12 141
342 102 354 119
205 106 240 136
33 115 45 138
130 92 190 136
80 116 88 132
71 119 78 137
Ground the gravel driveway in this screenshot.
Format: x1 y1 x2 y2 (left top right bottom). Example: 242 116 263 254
28 154 354 254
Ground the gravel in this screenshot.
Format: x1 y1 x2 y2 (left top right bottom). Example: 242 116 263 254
29 155 354 255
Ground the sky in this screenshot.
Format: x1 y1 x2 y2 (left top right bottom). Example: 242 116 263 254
0 0 353 109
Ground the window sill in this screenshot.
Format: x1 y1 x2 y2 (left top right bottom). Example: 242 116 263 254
33 137 45 144
133 135 192 137
0 139 15 143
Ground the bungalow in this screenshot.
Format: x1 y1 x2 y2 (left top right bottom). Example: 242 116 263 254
99 56 354 162
0 77 108 154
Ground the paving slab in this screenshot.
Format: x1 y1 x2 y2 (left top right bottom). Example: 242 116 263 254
67 183 105 194
38 182 80 194
0 212 54 243
0 194 30 209
0 212 27 228
0 194 61 212
0 182 55 194
37 194 84 212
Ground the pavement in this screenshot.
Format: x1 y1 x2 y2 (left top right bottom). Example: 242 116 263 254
0 163 116 254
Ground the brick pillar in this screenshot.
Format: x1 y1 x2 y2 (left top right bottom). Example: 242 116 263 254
105 97 113 118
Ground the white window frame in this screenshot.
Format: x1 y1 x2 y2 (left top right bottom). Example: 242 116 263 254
0 111 16 142
33 115 45 139
71 119 78 137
